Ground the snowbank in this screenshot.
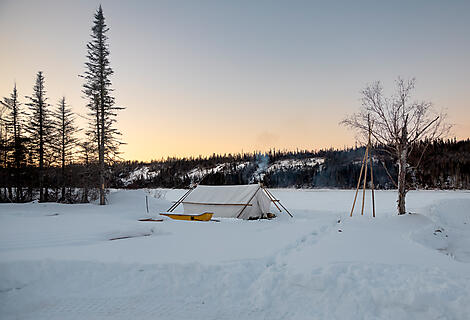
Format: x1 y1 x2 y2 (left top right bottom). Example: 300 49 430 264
1 189 469 319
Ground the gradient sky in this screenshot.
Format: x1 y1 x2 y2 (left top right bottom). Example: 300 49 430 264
1 0 469 161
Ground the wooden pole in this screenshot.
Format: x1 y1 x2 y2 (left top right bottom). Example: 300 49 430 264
368 118 376 218
277 200 293 218
145 195 149 214
237 186 261 218
351 114 377 218
264 188 293 218
181 201 253 206
167 170 211 213
369 151 376 218
361 145 369 216
350 148 368 217
167 188 193 212
263 188 282 213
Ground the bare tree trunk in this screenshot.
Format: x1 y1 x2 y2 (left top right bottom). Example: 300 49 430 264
397 117 409 215
81 144 90 203
99 158 105 205
7 186 13 201
39 100 44 203
16 185 22 202
39 174 44 201
95 95 105 205
61 144 65 202
61 169 66 201
27 185 33 202
15 156 22 202
82 187 89 203
99 97 105 205
61 107 66 202
397 148 407 215
44 185 48 202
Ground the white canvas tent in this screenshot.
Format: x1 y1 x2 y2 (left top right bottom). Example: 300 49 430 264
167 184 292 220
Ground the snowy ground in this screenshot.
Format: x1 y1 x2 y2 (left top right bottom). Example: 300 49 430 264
1 189 469 319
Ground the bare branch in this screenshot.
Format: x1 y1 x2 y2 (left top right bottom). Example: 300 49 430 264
380 159 398 188
341 76 451 215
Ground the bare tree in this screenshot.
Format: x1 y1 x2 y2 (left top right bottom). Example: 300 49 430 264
342 77 451 214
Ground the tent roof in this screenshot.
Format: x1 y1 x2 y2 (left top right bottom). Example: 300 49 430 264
183 184 264 205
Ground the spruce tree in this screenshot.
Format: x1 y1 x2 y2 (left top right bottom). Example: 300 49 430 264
82 5 123 205
0 97 10 201
53 97 79 202
0 103 7 169
25 71 54 202
1 83 28 201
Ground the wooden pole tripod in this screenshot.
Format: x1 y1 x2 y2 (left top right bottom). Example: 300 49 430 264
350 116 376 217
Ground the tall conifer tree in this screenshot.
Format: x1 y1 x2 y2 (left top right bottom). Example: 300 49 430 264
1 83 28 201
25 71 54 202
82 5 123 205
54 97 79 202
0 102 7 169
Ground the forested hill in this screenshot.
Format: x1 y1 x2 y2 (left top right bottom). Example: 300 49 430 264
1 139 469 203
112 139 470 190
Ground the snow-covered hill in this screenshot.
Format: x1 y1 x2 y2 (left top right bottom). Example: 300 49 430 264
121 166 159 186
1 189 469 319
121 157 324 187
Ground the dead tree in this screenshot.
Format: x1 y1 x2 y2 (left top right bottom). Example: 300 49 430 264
342 77 451 215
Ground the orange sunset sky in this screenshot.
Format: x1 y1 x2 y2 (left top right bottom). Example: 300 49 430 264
1 0 469 161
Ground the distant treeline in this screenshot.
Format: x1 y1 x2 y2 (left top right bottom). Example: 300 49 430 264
1 138 469 203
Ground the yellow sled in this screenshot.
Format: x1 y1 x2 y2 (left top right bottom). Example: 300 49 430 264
161 212 214 222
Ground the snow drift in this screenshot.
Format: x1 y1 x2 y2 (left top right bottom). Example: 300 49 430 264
1 189 469 319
